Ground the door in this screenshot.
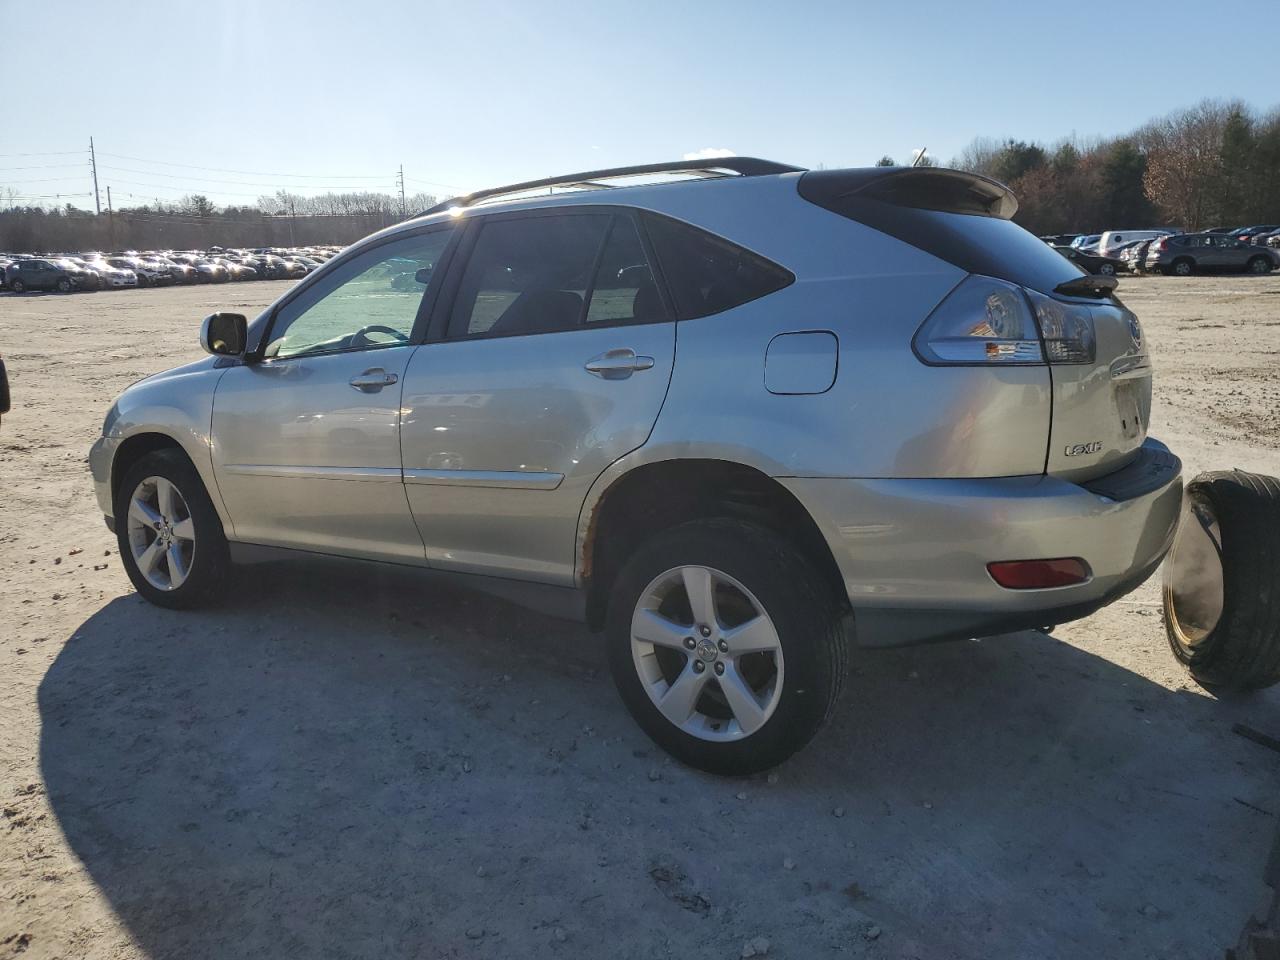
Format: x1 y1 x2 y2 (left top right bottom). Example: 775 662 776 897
210 227 454 562
400 209 675 583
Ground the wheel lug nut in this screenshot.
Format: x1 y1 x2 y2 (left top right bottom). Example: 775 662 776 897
699 625 712 638
683 637 696 650
714 662 724 676
692 661 705 674
718 640 728 652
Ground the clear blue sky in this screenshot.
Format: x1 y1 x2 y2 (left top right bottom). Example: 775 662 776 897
2 0 1274 207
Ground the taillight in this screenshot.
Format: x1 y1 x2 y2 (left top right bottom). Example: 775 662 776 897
913 275 1043 365
1152 238 1167 252
1025 289 1097 364
914 275 1097 367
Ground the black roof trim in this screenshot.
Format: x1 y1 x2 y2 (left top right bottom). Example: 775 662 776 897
413 158 804 218
798 166 1018 220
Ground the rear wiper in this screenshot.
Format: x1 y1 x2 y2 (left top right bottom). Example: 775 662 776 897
1054 275 1118 298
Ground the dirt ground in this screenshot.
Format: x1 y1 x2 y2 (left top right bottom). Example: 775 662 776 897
1 275 1278 960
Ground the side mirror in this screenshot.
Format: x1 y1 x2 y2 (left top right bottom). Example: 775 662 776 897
414 267 433 285
200 312 247 357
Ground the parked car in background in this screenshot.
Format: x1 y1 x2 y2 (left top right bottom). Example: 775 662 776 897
1146 233 1279 275
5 258 84 292
88 159 1183 773
55 258 103 290
1097 229 1175 258
1040 233 1081 246
1263 229 1280 248
1235 224 1280 245
1052 244 1122 276
83 257 138 288
1123 238 1159 274
1070 234 1101 251
1202 226 1233 234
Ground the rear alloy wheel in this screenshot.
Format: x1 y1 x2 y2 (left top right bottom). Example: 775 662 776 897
116 449 230 609
1163 471 1280 691
1098 262 1116 276
607 519 848 775
1172 259 1194 277
10 278 24 293
1247 256 1272 275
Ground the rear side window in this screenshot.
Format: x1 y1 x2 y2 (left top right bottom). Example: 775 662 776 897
642 212 793 320
449 212 667 338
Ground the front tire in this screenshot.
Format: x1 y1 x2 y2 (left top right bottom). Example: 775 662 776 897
1247 255 1272 275
1163 471 1280 691
56 277 72 292
1172 259 1194 277
1098 262 1116 276
606 519 848 775
115 449 230 609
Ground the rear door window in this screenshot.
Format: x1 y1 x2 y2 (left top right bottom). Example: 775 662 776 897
447 212 668 338
641 212 793 320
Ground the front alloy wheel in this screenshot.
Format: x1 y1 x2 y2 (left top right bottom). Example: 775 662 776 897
115 449 229 608
125 476 196 591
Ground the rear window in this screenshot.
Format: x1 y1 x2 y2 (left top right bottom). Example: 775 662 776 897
641 212 793 320
799 170 1089 296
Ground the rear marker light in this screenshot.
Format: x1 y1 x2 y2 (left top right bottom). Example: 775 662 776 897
987 558 1091 590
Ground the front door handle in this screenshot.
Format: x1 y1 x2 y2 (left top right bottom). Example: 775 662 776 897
349 368 398 392
584 348 655 380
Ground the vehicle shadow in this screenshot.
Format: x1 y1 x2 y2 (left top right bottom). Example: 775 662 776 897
38 559 1279 960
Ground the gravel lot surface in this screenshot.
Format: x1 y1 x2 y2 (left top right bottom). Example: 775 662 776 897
1 276 1278 959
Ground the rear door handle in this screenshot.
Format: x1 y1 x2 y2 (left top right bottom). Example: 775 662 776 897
584 348 655 380
349 368 398 392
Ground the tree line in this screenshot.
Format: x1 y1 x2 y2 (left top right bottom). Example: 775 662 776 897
0 189 437 253
943 99 1280 235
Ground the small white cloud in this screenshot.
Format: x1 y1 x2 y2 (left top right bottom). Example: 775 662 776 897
682 147 736 161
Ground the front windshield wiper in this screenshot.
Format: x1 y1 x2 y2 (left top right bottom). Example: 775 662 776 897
1054 275 1118 298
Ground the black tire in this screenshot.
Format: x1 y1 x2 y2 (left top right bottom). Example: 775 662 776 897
1098 262 1116 276
10 278 24 293
1172 258 1194 277
1247 255 1272 275
114 448 231 609
56 277 72 292
606 519 848 775
1163 471 1280 691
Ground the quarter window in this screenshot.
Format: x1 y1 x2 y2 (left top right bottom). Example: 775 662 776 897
641 212 793 320
264 229 452 359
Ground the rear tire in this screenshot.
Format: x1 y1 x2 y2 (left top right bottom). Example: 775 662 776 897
1163 471 1280 691
10 278 24 293
115 449 231 609
606 518 848 775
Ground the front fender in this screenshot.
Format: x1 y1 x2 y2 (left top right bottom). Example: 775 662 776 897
97 360 231 531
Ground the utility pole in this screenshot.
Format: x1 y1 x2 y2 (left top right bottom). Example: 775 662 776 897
288 197 297 246
107 186 115 251
397 165 406 218
89 136 101 214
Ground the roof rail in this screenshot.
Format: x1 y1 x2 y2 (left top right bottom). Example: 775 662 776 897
412 157 804 218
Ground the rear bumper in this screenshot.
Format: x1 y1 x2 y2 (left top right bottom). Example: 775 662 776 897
781 438 1183 646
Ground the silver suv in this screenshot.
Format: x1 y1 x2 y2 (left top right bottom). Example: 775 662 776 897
89 159 1183 774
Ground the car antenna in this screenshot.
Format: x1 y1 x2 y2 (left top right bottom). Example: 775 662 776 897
912 147 929 168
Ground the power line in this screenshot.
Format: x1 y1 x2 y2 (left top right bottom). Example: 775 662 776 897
0 163 91 172
0 150 87 158
97 151 401 180
98 164 395 191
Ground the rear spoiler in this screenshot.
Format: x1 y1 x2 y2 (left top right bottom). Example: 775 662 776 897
797 167 1018 220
